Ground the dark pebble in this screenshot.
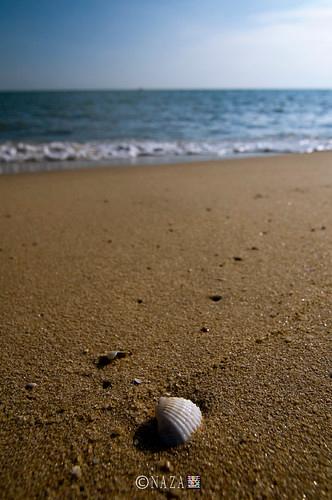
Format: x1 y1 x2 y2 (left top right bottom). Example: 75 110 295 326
25 382 37 390
165 492 179 499
233 256 243 261
102 380 112 389
200 326 210 333
110 431 121 438
137 299 143 304
209 294 222 302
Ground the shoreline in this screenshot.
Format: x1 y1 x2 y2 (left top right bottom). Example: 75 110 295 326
1 149 332 177
0 152 331 498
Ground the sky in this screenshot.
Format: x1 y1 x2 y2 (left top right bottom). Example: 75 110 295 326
0 0 332 90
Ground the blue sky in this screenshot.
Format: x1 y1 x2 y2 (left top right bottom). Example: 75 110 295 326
1 0 331 90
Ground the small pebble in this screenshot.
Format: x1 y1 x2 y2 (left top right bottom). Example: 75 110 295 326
200 326 210 333
110 431 121 438
132 378 142 385
71 465 82 480
160 460 173 472
209 294 222 302
102 380 112 389
284 336 292 343
96 351 131 368
233 256 243 261
255 338 263 344
25 383 37 390
137 299 143 304
321 225 326 230
92 457 100 465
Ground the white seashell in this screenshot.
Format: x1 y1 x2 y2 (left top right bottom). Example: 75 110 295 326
156 397 202 447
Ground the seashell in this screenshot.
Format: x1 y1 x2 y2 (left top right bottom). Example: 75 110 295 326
156 397 202 447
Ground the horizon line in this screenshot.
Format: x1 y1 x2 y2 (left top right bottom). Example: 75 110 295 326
1 87 332 93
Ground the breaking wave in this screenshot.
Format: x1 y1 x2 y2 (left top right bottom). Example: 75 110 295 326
1 138 332 163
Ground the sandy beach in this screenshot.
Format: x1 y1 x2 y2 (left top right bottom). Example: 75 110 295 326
0 153 331 499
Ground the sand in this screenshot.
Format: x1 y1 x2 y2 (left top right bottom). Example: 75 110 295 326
0 153 331 499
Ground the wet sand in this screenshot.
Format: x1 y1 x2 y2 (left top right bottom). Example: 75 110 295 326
0 153 331 499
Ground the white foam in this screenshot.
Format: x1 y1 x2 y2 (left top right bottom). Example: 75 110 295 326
1 138 332 171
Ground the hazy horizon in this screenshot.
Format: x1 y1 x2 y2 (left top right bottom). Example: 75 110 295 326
1 87 332 92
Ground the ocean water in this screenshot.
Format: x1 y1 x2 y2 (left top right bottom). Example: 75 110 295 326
1 89 332 173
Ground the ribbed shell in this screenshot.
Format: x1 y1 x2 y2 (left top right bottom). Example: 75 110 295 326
156 397 202 447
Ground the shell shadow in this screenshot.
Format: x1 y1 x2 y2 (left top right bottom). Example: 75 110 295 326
134 418 169 452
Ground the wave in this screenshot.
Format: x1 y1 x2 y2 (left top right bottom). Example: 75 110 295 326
1 138 332 165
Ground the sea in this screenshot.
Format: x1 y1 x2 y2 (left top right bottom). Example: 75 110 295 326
1 89 332 174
